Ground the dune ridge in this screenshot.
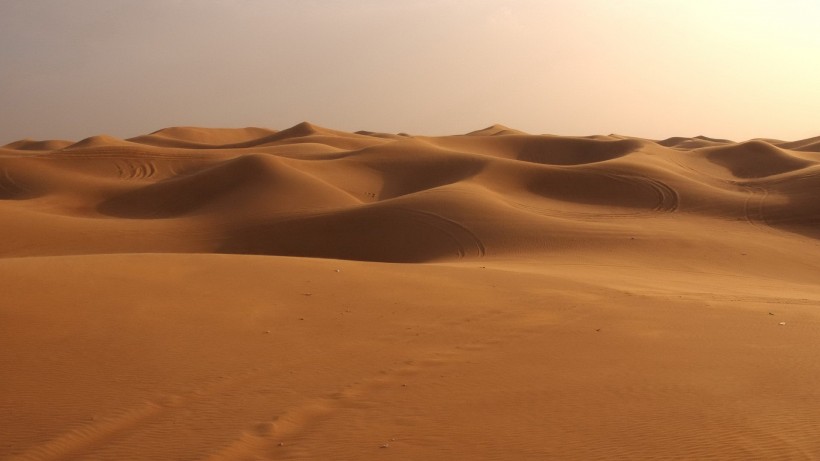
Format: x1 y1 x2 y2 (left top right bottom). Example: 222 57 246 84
1 123 818 260
2 123 820 460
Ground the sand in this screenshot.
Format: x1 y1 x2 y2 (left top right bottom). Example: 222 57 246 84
2 123 820 460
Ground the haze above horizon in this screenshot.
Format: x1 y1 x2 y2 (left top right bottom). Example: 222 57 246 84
1 0 818 143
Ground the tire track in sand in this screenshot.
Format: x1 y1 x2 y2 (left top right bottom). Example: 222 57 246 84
504 173 678 220
392 207 486 258
740 184 772 232
8 308 516 461
114 160 157 180
0 168 31 199
5 368 269 461
200 310 527 461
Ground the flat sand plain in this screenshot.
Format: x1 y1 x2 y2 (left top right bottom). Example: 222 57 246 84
2 124 820 460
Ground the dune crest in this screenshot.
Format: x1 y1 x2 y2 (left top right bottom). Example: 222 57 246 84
267 121 368 141
776 134 820 152
697 140 814 179
466 124 527 136
2 139 74 151
63 135 138 150
128 126 277 148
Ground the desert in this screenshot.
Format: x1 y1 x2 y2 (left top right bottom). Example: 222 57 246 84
1 123 820 459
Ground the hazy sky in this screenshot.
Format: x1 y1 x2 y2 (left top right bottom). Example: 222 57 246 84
1 0 818 143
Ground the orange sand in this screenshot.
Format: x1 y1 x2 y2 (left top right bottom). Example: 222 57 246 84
2 124 820 459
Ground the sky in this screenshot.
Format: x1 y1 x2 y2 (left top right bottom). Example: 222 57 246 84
1 0 818 143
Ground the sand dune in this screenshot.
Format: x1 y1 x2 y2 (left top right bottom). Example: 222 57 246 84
656 136 726 149
423 132 645 166
466 123 528 136
63 135 145 151
2 123 820 459
128 127 278 149
1 139 74 151
98 153 360 219
697 140 814 179
3 123 817 260
776 134 820 152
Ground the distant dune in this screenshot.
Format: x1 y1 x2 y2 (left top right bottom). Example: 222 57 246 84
2 124 820 459
2 123 819 258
